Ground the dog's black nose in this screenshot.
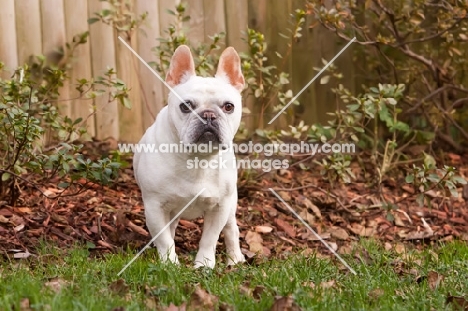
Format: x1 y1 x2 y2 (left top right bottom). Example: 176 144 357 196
201 110 217 121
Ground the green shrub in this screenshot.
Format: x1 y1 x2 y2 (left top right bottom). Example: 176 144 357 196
0 40 128 205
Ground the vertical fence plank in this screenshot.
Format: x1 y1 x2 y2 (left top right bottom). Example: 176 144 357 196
246 0 268 129
310 0 354 123
225 0 251 133
157 0 181 114
88 0 119 140
116 32 143 142
40 0 69 144
64 1 95 136
186 0 205 45
114 0 143 143
290 0 318 125
224 0 248 52
135 0 163 130
40 0 66 64
203 0 225 41
158 0 181 31
15 0 42 65
264 0 293 129
0 0 18 78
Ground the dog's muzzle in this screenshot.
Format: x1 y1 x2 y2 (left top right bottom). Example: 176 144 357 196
194 109 221 144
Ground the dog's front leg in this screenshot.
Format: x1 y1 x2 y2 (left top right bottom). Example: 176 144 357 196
194 208 229 268
144 197 179 265
223 207 245 266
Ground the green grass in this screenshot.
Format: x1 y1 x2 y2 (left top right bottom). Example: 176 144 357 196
1 240 467 310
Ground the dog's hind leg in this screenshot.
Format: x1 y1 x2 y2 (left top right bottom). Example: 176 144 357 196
169 213 180 240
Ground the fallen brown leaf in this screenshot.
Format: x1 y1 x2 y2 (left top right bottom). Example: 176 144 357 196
275 218 296 238
298 210 315 226
127 220 149 236
187 285 219 310
14 224 25 232
109 279 129 295
164 302 187 311
295 195 322 219
301 281 315 289
320 280 336 289
255 225 273 233
446 295 468 310
270 295 302 311
277 191 291 202
404 230 433 241
368 288 384 300
328 227 349 240
394 243 407 254
239 283 251 296
427 271 444 290
252 285 266 300
45 277 68 293
20 297 32 311
245 231 264 254
0 215 8 223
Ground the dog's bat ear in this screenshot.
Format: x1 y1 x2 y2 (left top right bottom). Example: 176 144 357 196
215 47 245 92
166 45 196 87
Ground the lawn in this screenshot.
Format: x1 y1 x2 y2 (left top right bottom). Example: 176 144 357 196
1 240 467 310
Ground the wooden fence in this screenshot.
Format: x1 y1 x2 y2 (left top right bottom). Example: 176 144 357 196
0 0 355 142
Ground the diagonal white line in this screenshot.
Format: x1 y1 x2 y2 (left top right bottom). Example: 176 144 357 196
117 36 206 124
117 188 206 276
269 188 357 275
268 37 356 124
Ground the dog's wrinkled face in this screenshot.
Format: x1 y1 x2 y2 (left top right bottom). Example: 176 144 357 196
165 46 244 147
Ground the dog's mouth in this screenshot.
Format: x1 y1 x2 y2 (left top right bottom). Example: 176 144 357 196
195 125 221 144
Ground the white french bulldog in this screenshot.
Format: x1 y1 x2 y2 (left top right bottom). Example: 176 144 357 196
133 45 245 268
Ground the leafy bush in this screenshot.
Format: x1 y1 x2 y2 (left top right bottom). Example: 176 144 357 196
0 38 128 205
307 0 468 151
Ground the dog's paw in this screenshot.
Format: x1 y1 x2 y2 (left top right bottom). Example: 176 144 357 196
194 257 215 269
226 252 246 266
158 252 180 265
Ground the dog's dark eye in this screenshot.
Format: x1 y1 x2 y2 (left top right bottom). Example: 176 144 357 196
180 101 193 113
222 102 234 113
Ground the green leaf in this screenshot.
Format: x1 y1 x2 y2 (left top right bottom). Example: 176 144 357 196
405 174 414 183
427 174 440 183
73 117 83 126
320 75 330 85
279 74 289 85
386 98 397 105
58 182 69 189
390 121 410 133
87 18 100 25
369 87 379 94
416 193 424 207
453 176 467 185
1 172 11 181
242 107 251 114
423 153 436 168
386 212 395 222
255 129 265 137
449 188 459 198
120 97 132 109
347 104 360 112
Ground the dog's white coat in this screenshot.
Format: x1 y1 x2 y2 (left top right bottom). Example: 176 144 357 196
133 46 245 268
